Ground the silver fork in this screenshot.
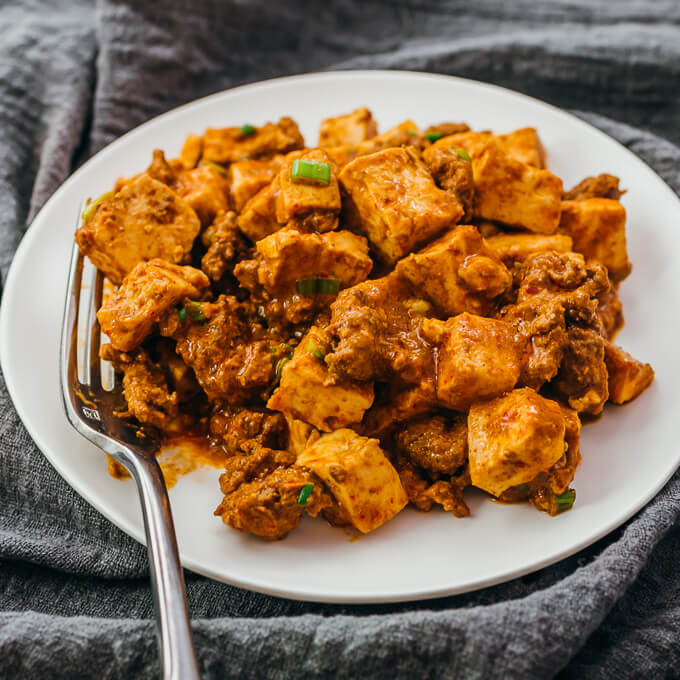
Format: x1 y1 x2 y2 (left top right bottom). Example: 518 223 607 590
60 235 200 680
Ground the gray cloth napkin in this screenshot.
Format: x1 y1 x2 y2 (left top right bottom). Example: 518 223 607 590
1 1 680 678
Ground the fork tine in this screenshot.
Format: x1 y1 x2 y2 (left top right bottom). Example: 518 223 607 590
62 243 84 393
89 268 104 387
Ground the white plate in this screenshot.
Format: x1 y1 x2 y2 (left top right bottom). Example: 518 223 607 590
1 71 679 604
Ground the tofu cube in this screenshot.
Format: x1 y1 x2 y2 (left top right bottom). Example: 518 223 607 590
203 116 304 163
177 133 202 169
472 145 563 233
339 147 463 263
605 343 654 404
421 313 521 411
236 175 281 242
97 259 210 351
396 225 511 317
267 327 374 431
468 388 567 497
173 165 228 225
229 156 284 212
318 107 378 148
296 428 408 533
75 174 201 284
276 149 342 232
253 228 372 296
494 127 546 168
558 198 631 282
485 232 573 266
355 120 421 155
430 131 492 160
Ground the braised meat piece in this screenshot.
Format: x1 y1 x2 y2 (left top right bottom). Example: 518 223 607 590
423 122 470 138
553 326 609 415
101 345 178 430
201 210 249 282
563 174 624 201
160 295 273 403
209 409 287 456
325 274 433 386
215 464 328 540
76 174 201 284
395 413 468 474
422 145 475 219
394 454 470 517
499 250 609 390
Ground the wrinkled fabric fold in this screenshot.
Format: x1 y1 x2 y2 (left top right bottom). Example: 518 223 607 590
1 1 680 678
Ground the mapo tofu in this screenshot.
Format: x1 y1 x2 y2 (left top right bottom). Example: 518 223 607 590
75 108 653 540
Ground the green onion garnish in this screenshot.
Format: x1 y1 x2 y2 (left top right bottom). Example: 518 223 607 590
554 489 576 513
290 159 331 186
240 124 256 136
425 132 443 143
81 191 114 222
205 160 227 176
275 356 290 382
295 277 341 296
297 483 314 506
407 130 417 136
455 148 471 162
185 301 205 322
178 307 188 323
310 348 325 361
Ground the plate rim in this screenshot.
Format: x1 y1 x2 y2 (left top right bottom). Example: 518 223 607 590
2 69 679 603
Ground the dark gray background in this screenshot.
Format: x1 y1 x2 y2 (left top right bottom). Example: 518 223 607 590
1 1 679 678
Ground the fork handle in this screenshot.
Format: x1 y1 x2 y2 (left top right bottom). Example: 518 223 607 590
122 450 201 680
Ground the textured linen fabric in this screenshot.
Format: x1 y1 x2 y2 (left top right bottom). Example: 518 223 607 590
1 1 680 678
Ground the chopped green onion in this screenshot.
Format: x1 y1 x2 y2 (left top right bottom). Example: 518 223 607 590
81 191 114 222
310 348 325 361
240 124 256 136
275 356 290 382
297 483 314 506
455 148 471 162
290 159 331 186
425 131 443 143
295 277 341 296
185 301 205 322
178 307 188 323
407 130 417 136
205 160 227 176
554 489 576 513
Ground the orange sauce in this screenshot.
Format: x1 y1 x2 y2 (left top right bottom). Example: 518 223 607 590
107 434 227 489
